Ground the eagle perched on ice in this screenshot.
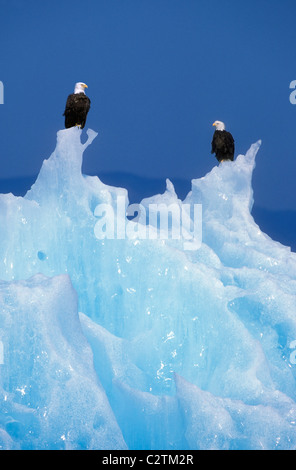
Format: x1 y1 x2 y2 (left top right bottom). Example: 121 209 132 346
211 121 235 162
63 82 91 129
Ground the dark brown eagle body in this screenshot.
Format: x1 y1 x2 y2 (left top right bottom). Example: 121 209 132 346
211 130 235 162
63 92 91 129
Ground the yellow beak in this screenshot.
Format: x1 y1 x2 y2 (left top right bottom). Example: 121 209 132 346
212 122 216 126
84 84 88 88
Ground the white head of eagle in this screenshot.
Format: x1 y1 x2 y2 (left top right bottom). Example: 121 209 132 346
212 120 226 131
74 82 88 94
63 82 91 129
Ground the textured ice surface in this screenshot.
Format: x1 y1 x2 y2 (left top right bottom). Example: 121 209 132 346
1 127 296 450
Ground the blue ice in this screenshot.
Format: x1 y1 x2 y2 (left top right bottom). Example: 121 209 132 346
0 127 296 450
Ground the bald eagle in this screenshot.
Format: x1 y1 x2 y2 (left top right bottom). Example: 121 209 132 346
63 82 91 129
211 121 235 162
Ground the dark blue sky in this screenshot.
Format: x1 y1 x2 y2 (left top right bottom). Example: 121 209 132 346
0 0 296 211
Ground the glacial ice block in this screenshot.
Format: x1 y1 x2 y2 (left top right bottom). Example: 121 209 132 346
0 273 126 450
0 127 296 450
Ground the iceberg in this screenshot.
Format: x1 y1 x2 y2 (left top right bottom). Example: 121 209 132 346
0 127 296 450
